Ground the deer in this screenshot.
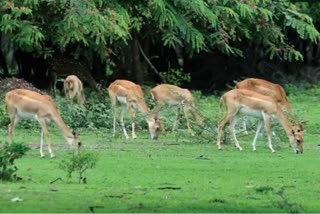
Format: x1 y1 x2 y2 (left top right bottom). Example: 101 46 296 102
108 80 160 140
5 89 81 158
235 78 293 134
216 89 304 154
64 75 85 105
150 84 204 135
48 57 104 102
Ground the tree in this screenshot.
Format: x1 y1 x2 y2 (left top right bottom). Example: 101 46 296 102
0 0 319 87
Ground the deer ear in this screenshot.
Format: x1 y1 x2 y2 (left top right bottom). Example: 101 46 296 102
300 120 308 126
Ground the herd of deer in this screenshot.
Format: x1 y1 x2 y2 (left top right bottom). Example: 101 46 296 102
4 75 305 158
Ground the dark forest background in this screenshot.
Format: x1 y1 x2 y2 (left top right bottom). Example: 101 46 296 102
1 0 320 99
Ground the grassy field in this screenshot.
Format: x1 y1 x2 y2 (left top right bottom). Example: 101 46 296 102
0 85 320 213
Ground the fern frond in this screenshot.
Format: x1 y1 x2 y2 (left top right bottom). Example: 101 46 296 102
235 2 255 20
257 7 273 21
284 10 320 42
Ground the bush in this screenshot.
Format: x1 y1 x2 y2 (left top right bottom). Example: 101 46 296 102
0 143 30 181
59 150 98 184
161 68 191 86
61 104 89 129
86 103 113 129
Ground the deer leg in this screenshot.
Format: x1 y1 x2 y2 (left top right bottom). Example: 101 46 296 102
40 130 45 157
79 82 86 104
78 90 85 105
70 91 76 104
241 116 248 135
262 112 275 153
77 91 82 105
172 107 181 133
119 104 129 139
8 114 19 144
110 97 117 138
252 119 263 151
230 117 242 151
38 118 54 158
127 106 137 139
183 106 193 135
152 104 167 135
158 115 167 136
65 90 72 104
66 92 71 104
217 113 233 150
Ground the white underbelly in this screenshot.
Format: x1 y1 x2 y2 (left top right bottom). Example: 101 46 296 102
116 96 138 108
239 106 263 117
116 96 127 104
166 100 181 105
15 110 52 124
17 110 37 120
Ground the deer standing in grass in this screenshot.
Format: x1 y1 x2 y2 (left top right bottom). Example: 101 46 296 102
64 75 85 105
108 80 160 140
5 89 81 158
235 78 293 134
150 84 204 135
216 89 304 153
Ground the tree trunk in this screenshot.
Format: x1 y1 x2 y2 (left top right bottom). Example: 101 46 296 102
132 32 143 85
1 33 18 76
305 40 313 65
0 52 9 77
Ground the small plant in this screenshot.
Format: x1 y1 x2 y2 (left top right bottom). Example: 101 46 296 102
0 142 30 181
59 150 98 184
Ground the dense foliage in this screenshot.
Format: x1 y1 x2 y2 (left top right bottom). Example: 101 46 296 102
0 0 319 64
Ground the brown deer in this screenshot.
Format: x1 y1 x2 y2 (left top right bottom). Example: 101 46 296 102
235 78 294 135
108 80 160 140
48 57 104 102
64 75 85 105
217 89 304 153
5 89 81 157
150 84 204 135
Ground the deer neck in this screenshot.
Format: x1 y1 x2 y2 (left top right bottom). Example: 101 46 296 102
136 100 149 116
275 108 294 137
50 108 73 139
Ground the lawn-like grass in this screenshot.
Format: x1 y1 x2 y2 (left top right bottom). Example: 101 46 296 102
0 85 319 213
0 127 319 213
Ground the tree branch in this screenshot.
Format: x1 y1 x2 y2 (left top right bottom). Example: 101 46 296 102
138 42 166 83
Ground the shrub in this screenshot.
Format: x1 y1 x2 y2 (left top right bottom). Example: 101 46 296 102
0 143 30 181
161 68 191 86
59 150 98 184
86 103 113 129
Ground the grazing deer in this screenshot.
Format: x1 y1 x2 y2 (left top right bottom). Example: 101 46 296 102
150 84 204 135
5 89 81 158
108 80 160 139
235 78 293 134
235 78 292 111
64 75 85 104
216 89 304 153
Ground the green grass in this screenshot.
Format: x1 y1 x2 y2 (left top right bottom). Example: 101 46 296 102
0 128 319 213
0 85 320 213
